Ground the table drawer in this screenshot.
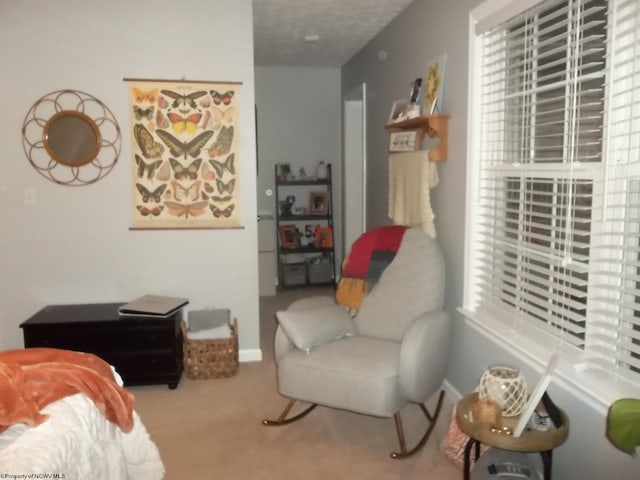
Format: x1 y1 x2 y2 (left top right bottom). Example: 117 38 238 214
102 351 178 377
23 322 174 352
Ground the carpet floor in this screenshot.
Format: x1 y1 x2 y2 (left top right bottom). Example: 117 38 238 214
131 287 461 479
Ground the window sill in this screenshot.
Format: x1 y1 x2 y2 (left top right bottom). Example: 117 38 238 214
457 308 640 415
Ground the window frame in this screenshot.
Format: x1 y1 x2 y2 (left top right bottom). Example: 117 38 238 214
463 0 640 412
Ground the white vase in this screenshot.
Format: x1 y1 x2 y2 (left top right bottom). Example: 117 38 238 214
315 161 328 179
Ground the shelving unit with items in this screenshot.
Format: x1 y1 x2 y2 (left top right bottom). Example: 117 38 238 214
274 163 336 289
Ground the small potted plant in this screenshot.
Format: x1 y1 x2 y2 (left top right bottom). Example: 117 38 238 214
276 163 291 182
606 398 640 456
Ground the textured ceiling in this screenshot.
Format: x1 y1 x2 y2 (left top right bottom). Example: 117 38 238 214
253 0 415 67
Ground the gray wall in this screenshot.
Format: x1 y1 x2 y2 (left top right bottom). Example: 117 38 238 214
255 67 343 267
0 0 261 359
343 0 639 477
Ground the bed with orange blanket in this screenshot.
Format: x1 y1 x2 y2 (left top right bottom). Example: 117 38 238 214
0 348 164 479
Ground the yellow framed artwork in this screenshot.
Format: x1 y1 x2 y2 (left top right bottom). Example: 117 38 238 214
424 54 447 114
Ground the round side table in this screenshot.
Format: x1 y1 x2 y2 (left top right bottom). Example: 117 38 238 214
456 392 569 480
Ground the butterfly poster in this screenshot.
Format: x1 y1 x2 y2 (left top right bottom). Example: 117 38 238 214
125 78 241 229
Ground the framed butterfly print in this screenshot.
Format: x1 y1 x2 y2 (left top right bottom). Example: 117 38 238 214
125 78 241 229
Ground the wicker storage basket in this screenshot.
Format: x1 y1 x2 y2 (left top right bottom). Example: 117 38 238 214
182 318 238 379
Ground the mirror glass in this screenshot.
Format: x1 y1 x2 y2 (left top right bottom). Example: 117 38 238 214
44 111 101 166
22 89 121 186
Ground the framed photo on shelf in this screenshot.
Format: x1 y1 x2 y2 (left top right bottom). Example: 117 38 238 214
388 130 420 152
315 226 333 248
278 225 299 249
309 191 329 215
409 77 423 106
513 354 559 437
388 99 411 123
424 53 447 114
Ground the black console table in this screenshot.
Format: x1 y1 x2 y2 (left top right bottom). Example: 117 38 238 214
20 303 183 389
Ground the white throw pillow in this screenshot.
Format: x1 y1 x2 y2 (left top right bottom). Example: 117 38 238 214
276 303 354 353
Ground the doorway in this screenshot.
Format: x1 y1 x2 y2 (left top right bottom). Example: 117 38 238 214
342 83 367 266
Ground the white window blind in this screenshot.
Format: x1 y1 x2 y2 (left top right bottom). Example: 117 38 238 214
591 0 640 381
468 0 640 384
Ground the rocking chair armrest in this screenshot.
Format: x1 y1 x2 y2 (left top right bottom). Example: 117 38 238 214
399 310 451 403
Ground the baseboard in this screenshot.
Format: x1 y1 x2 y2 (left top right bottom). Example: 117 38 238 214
239 348 263 362
442 379 463 402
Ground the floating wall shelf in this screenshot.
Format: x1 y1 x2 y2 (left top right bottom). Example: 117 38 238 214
385 114 450 161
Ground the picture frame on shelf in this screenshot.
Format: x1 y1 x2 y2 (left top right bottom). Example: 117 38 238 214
513 354 559 437
424 53 447 115
278 225 299 249
388 130 420 152
309 191 329 215
315 226 333 248
388 99 411 123
409 77 423 106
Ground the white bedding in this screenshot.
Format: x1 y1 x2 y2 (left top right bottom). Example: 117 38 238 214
0 392 165 479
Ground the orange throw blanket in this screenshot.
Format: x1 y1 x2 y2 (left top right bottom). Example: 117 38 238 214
0 348 134 433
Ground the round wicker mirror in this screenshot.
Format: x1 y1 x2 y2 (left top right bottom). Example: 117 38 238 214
22 90 121 186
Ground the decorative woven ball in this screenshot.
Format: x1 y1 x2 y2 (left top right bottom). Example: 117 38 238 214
471 399 502 426
478 366 528 417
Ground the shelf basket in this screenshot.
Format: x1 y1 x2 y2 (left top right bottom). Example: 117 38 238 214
182 318 239 379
